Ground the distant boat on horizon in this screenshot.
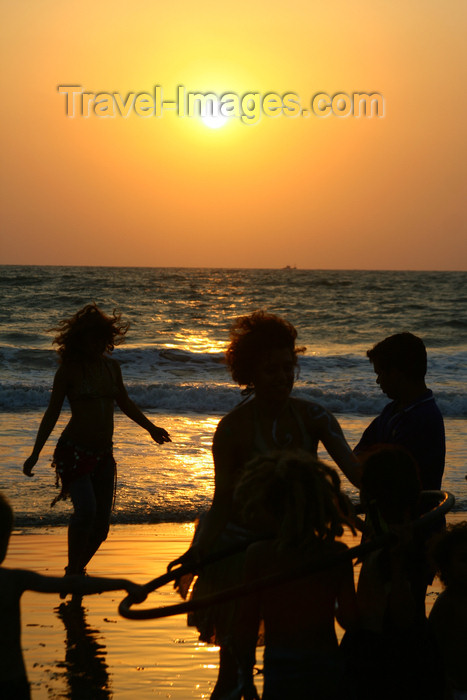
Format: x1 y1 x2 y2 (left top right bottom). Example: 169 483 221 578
282 264 297 270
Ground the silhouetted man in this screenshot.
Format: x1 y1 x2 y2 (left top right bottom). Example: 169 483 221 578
355 332 445 491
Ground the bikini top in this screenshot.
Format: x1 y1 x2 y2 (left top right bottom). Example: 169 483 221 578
67 357 119 402
252 400 318 455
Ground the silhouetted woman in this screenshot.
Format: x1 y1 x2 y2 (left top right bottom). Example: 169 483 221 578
23 303 170 584
171 311 360 699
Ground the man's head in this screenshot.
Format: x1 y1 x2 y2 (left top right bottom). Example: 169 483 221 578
367 332 427 380
367 333 427 400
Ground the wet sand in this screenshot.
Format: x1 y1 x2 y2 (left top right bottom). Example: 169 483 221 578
8 523 220 699
5 518 456 699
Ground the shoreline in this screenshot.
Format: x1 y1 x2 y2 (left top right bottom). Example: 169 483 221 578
6 516 464 699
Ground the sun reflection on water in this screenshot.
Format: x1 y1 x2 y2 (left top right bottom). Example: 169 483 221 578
114 413 221 521
163 332 227 354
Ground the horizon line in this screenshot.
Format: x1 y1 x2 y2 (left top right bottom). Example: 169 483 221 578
1 263 466 273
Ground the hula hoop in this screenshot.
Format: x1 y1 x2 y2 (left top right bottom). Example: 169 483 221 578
119 490 454 621
121 534 271 603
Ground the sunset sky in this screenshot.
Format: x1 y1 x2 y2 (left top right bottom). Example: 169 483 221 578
1 0 465 270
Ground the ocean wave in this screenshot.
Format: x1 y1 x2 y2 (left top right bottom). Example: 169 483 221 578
440 319 467 329
1 339 466 418
0 347 57 370
157 347 225 366
1 379 466 417
3 343 465 374
0 344 226 371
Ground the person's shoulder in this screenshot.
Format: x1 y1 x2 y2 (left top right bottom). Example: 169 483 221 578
213 409 240 448
56 358 82 383
291 397 327 419
54 361 72 380
215 410 236 433
103 355 121 373
421 390 444 417
292 396 321 409
405 390 444 425
379 400 397 417
217 400 254 431
214 404 252 461
293 399 346 435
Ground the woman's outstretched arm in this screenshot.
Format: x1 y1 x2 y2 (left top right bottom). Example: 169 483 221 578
308 404 362 486
113 361 170 444
23 366 68 476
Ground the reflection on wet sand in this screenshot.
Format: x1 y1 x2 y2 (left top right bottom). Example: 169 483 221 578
57 601 112 699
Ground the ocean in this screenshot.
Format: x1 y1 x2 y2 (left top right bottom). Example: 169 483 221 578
1 265 466 527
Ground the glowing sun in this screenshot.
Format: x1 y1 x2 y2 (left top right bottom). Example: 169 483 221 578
200 100 229 129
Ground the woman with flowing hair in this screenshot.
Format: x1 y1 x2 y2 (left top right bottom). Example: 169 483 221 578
171 310 360 698
23 303 170 586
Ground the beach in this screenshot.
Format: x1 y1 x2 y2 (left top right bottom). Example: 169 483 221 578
1 266 466 697
9 523 219 699
6 515 462 700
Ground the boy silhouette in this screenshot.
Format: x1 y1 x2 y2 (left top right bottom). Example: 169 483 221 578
354 332 445 490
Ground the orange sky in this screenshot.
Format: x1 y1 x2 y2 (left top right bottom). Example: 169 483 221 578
1 0 465 270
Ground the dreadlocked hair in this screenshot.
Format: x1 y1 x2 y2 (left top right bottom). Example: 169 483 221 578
51 303 129 361
235 450 356 550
